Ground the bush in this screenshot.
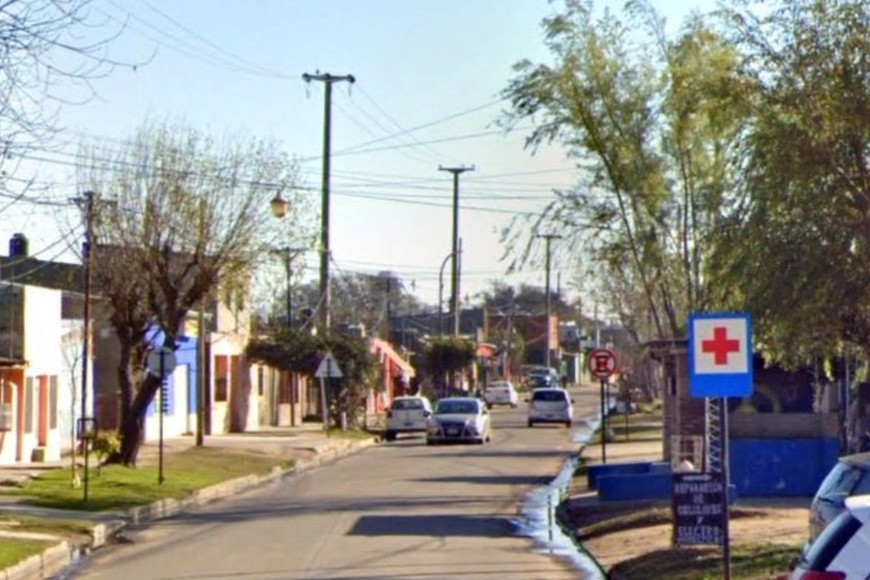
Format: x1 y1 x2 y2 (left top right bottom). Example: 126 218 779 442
91 431 121 474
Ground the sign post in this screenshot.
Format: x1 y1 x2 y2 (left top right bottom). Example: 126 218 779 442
315 352 343 436
687 312 753 580
587 348 617 464
148 346 177 485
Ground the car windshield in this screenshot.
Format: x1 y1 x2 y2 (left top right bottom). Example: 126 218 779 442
436 400 479 415
392 399 424 410
533 390 567 402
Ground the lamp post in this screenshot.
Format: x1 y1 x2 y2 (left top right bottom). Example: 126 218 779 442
271 191 309 427
437 251 454 337
537 233 561 369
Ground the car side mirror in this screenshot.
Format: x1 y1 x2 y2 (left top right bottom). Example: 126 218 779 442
571 399 575 404
423 410 431 417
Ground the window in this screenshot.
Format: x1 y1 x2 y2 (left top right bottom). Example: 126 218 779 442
215 356 228 402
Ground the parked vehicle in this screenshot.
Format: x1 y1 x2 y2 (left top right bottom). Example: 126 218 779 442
807 452 870 544
790 494 870 579
483 380 518 408
527 388 574 428
385 396 432 441
426 397 491 445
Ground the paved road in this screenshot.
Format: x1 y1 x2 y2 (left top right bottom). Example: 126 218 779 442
63 387 602 580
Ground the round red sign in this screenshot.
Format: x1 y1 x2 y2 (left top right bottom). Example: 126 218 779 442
587 348 617 380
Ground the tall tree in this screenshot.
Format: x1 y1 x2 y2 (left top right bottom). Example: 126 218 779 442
711 0 870 364
501 0 753 341
0 1 137 197
77 120 309 465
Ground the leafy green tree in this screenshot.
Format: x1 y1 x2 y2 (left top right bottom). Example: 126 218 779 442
711 0 870 364
246 332 378 428
77 119 308 465
501 0 753 341
423 337 477 395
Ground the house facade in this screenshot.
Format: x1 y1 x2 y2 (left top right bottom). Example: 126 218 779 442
0 283 69 465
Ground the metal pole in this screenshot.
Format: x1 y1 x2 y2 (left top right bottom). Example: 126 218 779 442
196 305 205 447
600 380 607 463
79 190 94 503
159 351 166 485
721 396 731 579
438 165 474 337
438 252 452 337
537 234 561 368
303 72 355 336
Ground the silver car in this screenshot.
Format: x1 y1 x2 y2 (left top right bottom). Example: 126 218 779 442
385 396 432 441
527 387 574 428
426 397 492 445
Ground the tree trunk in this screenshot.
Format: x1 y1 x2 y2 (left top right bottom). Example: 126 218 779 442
114 373 161 466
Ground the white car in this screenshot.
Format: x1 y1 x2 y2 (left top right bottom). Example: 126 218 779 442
527 387 574 428
790 494 870 579
483 381 519 408
426 397 492 445
385 396 432 441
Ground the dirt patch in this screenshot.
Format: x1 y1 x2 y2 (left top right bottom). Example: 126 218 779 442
560 495 809 576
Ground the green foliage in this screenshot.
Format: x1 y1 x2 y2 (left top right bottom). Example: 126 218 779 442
423 336 477 376
246 331 379 429
501 0 753 342
710 0 870 364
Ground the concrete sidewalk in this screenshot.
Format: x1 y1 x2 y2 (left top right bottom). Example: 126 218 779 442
0 423 379 580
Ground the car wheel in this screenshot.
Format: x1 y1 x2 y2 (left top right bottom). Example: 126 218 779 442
510 403 517 408
385 431 396 442
527 420 534 428
426 439 435 446
565 421 572 428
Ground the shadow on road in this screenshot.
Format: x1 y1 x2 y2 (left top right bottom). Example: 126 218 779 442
348 514 515 537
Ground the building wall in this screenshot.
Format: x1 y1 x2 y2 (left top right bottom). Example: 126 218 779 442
21 286 63 462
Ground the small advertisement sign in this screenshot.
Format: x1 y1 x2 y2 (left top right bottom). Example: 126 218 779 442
671 472 725 546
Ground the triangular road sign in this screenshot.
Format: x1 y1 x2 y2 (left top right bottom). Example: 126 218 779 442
315 351 343 378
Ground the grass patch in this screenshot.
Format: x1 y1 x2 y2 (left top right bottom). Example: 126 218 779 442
0 513 94 538
327 428 376 440
5 446 294 512
610 543 799 579
0 537 56 568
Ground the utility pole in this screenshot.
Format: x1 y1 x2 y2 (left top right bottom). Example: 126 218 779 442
303 71 355 335
439 165 474 336
537 233 562 368
75 190 95 502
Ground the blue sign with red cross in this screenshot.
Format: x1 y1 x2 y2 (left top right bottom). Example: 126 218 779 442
688 312 753 398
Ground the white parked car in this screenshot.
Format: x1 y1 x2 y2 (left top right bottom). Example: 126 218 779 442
790 494 870 579
527 388 574 428
426 397 492 445
483 380 519 408
385 396 432 441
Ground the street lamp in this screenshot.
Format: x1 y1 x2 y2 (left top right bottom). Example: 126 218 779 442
270 192 306 427
537 233 561 369
437 251 453 337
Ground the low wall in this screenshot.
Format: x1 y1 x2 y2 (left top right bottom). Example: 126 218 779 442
592 437 839 501
730 437 839 497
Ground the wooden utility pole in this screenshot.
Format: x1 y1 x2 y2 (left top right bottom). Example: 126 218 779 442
303 71 355 335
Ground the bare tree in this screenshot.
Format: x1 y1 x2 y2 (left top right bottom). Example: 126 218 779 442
76 119 312 465
0 1 138 152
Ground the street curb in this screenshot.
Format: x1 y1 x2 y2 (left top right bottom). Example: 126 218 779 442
1 437 378 580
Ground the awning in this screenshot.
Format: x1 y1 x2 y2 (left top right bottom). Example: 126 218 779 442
370 338 415 379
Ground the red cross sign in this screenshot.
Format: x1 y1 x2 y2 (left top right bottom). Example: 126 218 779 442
688 312 753 398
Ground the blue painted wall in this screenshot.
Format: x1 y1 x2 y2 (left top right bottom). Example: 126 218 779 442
592 437 840 501
730 438 839 497
145 330 200 418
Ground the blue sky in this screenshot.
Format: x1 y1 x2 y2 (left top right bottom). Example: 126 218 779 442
3 0 716 307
